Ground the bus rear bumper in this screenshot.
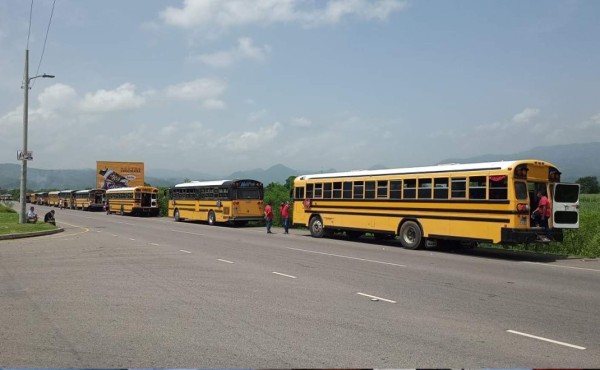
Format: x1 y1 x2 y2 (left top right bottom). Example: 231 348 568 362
501 228 564 244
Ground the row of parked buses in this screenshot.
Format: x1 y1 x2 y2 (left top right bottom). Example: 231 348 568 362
25 159 582 250
29 187 161 216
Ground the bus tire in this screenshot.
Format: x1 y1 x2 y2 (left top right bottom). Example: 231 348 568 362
399 221 423 250
309 216 325 238
208 210 216 226
174 209 181 222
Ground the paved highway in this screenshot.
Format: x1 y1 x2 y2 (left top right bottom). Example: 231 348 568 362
1 204 599 367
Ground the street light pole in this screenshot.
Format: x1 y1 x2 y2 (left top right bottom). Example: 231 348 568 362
19 49 54 223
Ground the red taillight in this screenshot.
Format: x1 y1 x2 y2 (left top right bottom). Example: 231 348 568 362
517 203 530 212
233 201 239 206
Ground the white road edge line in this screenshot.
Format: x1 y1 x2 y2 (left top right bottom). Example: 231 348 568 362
521 261 600 272
285 247 406 267
357 292 396 303
129 238 135 241
179 250 192 254
217 259 234 264
272 272 297 279
507 330 586 350
150 243 160 246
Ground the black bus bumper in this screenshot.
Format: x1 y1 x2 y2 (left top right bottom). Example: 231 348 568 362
501 228 564 244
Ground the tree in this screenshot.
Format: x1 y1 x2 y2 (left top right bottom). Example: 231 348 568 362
576 176 600 194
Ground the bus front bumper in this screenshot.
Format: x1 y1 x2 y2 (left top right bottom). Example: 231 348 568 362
501 228 564 244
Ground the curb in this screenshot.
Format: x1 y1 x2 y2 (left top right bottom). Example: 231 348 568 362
0 227 64 241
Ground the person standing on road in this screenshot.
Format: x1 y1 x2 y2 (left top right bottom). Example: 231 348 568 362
533 190 552 242
264 201 274 234
280 201 290 234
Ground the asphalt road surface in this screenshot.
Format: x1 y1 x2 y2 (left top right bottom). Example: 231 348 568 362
1 204 599 368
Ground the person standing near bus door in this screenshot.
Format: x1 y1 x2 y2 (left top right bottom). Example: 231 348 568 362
533 190 552 242
280 201 290 234
264 201 274 233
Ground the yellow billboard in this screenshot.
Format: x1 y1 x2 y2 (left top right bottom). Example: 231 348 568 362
96 161 145 189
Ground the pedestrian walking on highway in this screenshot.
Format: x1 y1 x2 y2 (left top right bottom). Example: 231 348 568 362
264 201 274 234
280 201 290 234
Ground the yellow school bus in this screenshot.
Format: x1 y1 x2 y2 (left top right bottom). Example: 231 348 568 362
105 186 159 216
48 191 60 207
292 160 580 249
167 179 264 225
74 189 106 211
59 190 76 209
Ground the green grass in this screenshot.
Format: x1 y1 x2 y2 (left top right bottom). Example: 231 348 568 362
508 193 600 257
0 203 57 235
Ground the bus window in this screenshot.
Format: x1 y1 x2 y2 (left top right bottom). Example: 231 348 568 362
469 176 486 200
343 182 352 199
451 177 466 198
333 182 342 199
314 183 323 198
365 181 375 199
306 184 314 198
418 178 432 199
490 175 508 199
353 181 364 199
390 180 402 199
434 178 449 199
404 179 416 199
324 183 332 199
514 181 528 200
295 186 305 199
377 180 388 199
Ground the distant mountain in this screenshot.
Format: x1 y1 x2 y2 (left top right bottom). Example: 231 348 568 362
441 142 600 181
2 142 597 190
228 164 298 185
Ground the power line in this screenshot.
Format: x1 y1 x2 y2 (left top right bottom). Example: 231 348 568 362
31 0 56 89
26 0 34 50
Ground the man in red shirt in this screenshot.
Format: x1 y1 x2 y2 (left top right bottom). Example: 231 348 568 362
264 201 274 234
280 201 290 234
534 190 552 242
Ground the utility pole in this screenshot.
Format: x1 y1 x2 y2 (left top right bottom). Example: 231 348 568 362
19 49 54 223
19 49 30 224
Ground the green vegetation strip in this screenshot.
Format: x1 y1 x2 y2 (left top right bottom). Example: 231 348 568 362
0 203 57 235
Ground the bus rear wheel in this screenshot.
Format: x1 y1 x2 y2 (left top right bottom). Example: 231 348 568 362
208 210 216 226
309 216 325 238
174 209 181 222
399 221 423 250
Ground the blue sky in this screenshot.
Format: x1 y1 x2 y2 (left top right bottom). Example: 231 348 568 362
1 0 599 176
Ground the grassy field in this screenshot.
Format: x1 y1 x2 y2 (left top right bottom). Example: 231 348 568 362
513 193 600 257
0 202 56 235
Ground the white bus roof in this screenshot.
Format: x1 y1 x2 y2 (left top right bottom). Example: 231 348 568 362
297 160 553 180
105 187 137 193
174 180 231 188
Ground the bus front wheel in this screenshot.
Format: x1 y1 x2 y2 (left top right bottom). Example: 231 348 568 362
208 210 216 226
309 216 325 238
174 209 181 222
399 221 423 250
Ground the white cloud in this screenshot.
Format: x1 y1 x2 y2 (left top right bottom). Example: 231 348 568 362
191 37 271 68
166 78 227 101
289 116 312 128
511 107 540 124
80 83 146 113
202 99 226 110
218 121 282 152
160 0 406 29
